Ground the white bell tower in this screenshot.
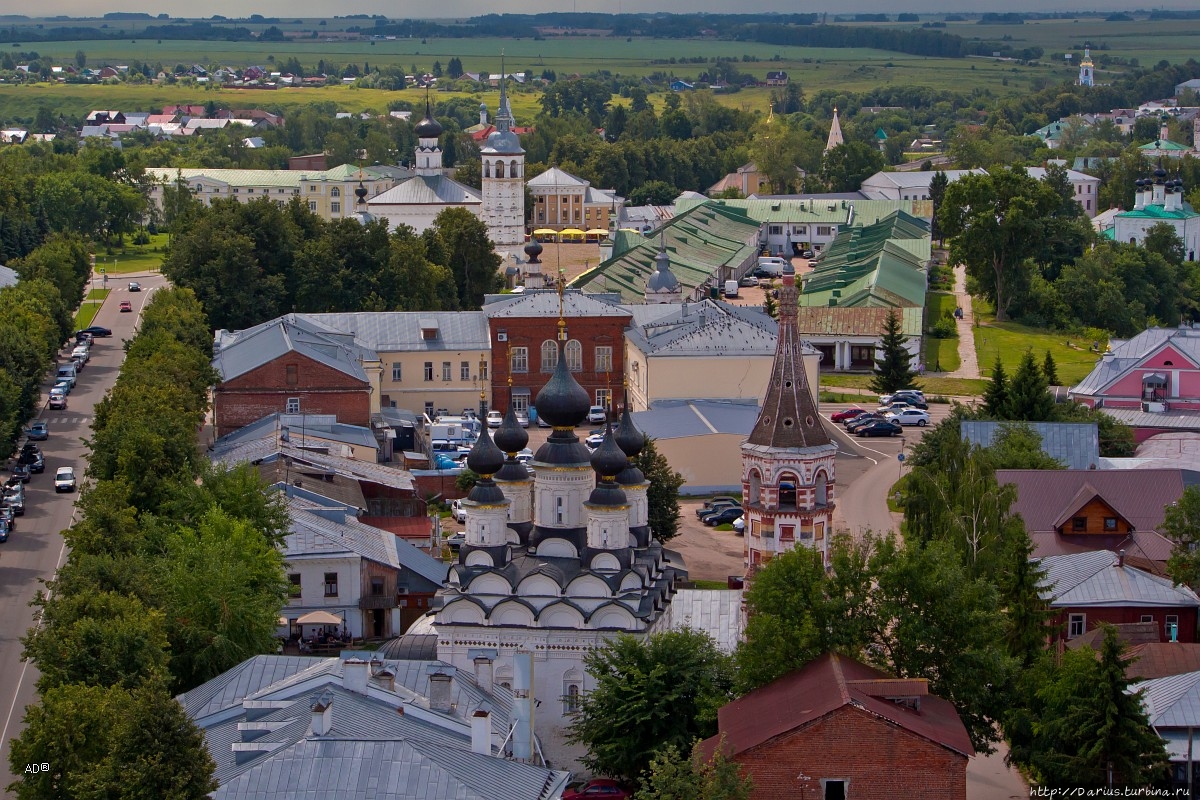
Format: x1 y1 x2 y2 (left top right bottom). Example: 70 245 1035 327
481 57 526 247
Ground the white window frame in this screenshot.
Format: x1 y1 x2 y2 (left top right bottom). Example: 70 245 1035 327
392 363 402 382
461 361 471 381
285 397 300 413
511 347 528 374
424 362 434 382
1068 613 1086 639
595 346 612 373
441 361 452 382
565 339 583 372
541 340 558 372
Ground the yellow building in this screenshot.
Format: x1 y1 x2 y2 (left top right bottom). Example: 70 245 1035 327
144 164 410 221
623 300 819 413
527 166 624 233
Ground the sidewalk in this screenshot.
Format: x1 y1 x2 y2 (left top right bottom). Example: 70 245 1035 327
947 263 981 379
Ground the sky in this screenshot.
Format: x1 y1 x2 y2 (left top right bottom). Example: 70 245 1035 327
1 2 1197 17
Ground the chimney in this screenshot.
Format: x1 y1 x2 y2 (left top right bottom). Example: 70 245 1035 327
429 672 453 713
343 658 369 695
1117 549 1125 568
474 656 494 693
375 668 396 692
471 706 492 755
310 693 333 736
512 650 535 761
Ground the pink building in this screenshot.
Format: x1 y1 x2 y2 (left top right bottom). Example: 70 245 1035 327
1070 327 1200 441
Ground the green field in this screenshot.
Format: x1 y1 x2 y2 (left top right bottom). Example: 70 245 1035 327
821 372 988 398
74 288 110 328
973 321 1100 385
925 337 960 374
97 233 169 275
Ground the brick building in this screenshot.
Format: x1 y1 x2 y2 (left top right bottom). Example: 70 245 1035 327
212 318 371 437
701 653 972 800
484 290 632 417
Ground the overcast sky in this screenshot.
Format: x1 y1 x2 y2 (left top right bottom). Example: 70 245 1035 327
0 2 1194 17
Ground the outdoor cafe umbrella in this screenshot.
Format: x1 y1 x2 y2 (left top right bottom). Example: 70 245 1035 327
296 610 343 625
585 228 609 240
532 228 558 238
560 228 585 239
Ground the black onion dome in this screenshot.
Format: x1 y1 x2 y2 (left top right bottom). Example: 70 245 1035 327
524 239 543 263
466 426 504 476
1155 164 1168 180
1136 178 1145 188
493 402 528 454
533 343 590 427
590 423 628 479
414 99 444 139
614 407 644 459
587 480 627 507
354 182 368 202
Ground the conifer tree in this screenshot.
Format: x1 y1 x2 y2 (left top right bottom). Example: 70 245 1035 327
1042 351 1059 386
869 309 918 394
1007 350 1056 422
982 355 1009 418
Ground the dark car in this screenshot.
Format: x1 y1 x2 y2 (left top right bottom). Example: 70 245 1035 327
76 325 112 338
0 516 10 542
75 331 94 345
699 495 742 511
27 420 49 440
846 413 884 432
696 500 741 519
856 420 903 437
18 448 44 474
703 507 744 526
563 779 631 800
831 407 869 423
11 462 31 483
0 503 14 529
128 281 141 292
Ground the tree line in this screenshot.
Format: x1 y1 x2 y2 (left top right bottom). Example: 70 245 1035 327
8 288 291 799
160 193 500 332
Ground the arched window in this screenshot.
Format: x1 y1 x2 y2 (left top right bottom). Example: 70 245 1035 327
565 340 583 372
484 161 491 178
1130 238 1137 245
496 161 506 179
331 187 340 197
541 340 558 372
564 683 581 713
747 469 762 508
778 472 799 510
510 159 519 178
814 471 828 507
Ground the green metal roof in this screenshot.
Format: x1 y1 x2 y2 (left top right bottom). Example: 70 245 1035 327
798 211 930 309
1115 202 1199 221
145 167 303 188
1139 140 1190 152
675 197 932 226
572 203 761 302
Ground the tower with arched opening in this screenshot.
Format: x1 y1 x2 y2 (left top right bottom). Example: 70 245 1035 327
480 63 526 247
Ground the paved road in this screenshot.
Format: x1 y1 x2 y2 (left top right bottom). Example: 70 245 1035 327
0 274 163 794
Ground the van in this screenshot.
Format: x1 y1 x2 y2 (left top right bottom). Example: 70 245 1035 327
56 364 77 387
724 280 739 298
756 257 789 276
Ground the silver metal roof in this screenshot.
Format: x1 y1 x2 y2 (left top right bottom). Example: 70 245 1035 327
961 421 1099 470
299 311 490 352
1134 670 1200 730
368 175 482 206
623 299 779 357
0 264 17 289
1038 550 1200 608
213 317 368 384
484 289 632 319
1072 327 1200 396
659 589 744 653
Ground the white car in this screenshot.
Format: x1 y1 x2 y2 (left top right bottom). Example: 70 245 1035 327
885 408 930 427
451 499 466 523
55 466 77 492
486 410 503 428
587 405 607 424
585 432 605 450
879 390 924 405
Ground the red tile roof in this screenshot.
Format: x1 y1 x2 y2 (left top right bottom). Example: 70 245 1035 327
701 653 974 760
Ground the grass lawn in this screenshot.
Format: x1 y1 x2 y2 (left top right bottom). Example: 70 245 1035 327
690 579 732 590
96 233 170 276
927 292 957 322
924 337 960 374
821 372 987 398
74 288 111 328
972 318 1101 385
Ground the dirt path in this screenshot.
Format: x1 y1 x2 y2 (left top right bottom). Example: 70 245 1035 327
947 263 981 379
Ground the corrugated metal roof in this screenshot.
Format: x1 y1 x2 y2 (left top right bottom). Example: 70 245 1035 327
145 167 304 188
484 289 632 319
213 438 415 492
526 166 588 188
633 399 761 440
793 305 922 337
1072 327 1200 396
215 414 379 453
214 318 368 384
368 175 482 206
1135 670 1200 729
0 264 17 288
660 589 744 653
299 311 490 351
624 299 779 357
179 655 317 720
962 421 1099 470
1037 550 1200 608
998 468 1184 537
1099 408 1200 432
799 212 930 309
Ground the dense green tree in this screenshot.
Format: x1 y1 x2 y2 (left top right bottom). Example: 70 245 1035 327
628 180 679 206
869 308 918 393
817 140 884 193
1163 485 1200 591
568 630 735 783
997 531 1055 668
1013 627 1168 788
982 355 1009 418
1143 220 1186 267
1006 349 1056 422
159 462 290 548
928 170 948 243
985 423 1065 470
431 207 502 310
632 436 684 543
1041 351 1059 386
635 740 752 800
447 56 463 78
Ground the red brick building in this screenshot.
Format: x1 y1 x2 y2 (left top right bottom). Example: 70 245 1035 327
701 653 973 800
1039 550 1200 645
213 317 371 437
484 290 631 417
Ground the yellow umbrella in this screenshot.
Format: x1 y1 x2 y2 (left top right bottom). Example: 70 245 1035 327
532 228 558 236
585 228 609 236
560 228 585 237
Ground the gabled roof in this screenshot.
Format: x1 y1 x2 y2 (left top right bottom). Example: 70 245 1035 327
367 175 481 206
997 468 1183 537
215 413 379 453
1134 669 1200 730
1126 643 1200 681
212 439 415 493
962 421 1098 470
144 167 303 188
860 168 985 191
484 289 631 319
702 653 974 760
296 311 490 352
526 166 588 188
213 317 369 384
1069 327 1200 397
623 299 779 357
799 211 930 309
1037 550 1200 608
793 305 923 338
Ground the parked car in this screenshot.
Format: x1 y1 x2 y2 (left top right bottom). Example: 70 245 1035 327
71 355 86 372
18 447 44 474
886 408 930 427
831 407 869 423
585 432 606 450
877 401 914 415
76 325 112 338
739 274 759 287
54 466 77 493
4 481 25 513
72 345 90 363
879 390 924 405
53 379 72 396
563 779 631 800
536 411 551 428
733 516 745 534
119 300 133 313
0 516 10 542
515 411 530 428
27 420 49 440
444 532 466 549
703 507 744 526
127 281 141 292
75 331 94 345
700 495 742 511
11 462 31 483
856 420 903 437
49 390 67 410
698 501 741 520
587 405 607 424
801 249 815 259
451 499 466 523
486 410 503 428
0 503 14 529
846 413 884 432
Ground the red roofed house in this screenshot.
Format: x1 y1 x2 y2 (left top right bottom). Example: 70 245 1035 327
996 468 1184 571
701 653 973 800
